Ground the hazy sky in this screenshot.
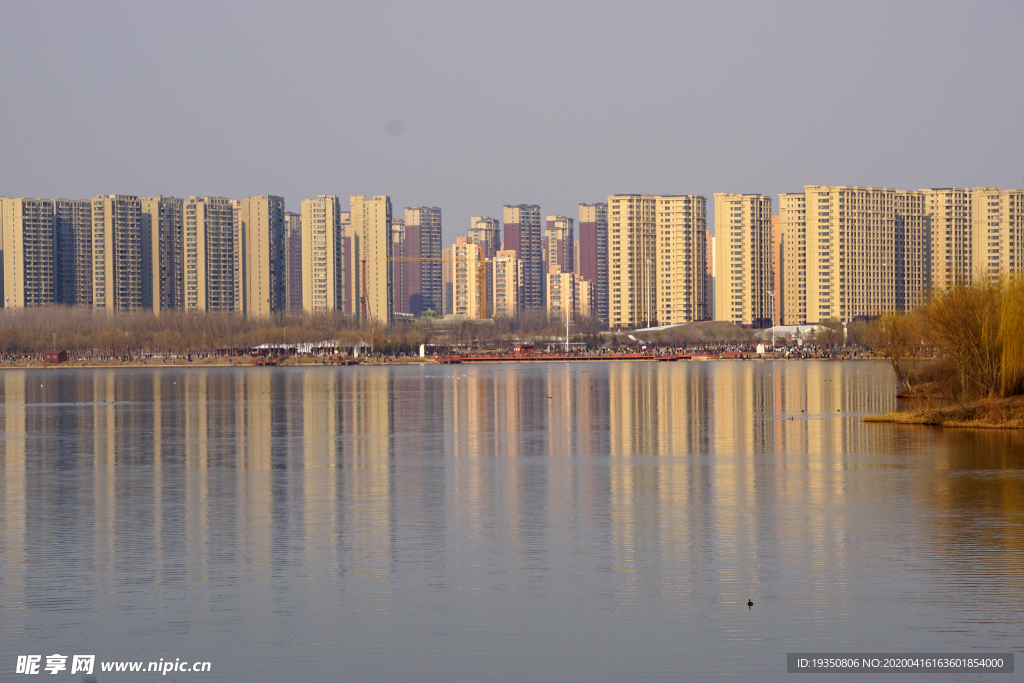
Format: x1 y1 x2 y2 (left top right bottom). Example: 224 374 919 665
2 0 1021 243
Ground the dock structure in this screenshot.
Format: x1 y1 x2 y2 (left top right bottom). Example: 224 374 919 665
433 351 700 363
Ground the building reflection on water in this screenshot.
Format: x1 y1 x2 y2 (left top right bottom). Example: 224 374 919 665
0 361 1022 650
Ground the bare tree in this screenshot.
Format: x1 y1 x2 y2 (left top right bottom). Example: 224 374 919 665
871 311 926 391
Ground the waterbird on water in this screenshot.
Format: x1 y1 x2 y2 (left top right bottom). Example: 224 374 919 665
748 599 753 608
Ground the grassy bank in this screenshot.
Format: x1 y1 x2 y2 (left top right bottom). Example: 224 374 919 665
865 396 1024 429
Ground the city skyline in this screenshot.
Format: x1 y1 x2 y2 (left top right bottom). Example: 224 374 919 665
3 181 1022 329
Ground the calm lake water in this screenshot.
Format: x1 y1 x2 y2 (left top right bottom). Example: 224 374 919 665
1 361 1022 682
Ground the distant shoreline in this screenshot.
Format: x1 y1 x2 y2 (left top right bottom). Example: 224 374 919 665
3 354 877 371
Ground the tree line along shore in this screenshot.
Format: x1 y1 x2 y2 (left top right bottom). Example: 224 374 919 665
867 277 1024 429
0 308 864 361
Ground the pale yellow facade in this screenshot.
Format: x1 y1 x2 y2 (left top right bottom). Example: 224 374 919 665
780 186 928 324
545 265 592 324
492 249 521 318
230 198 242 314
577 277 593 321
0 198 56 308
183 197 235 313
350 195 392 324
239 195 285 318
446 237 483 318
779 193 806 324
713 193 773 326
608 194 706 329
91 195 143 312
546 265 574 321
923 188 972 289
301 195 343 314
971 187 1024 282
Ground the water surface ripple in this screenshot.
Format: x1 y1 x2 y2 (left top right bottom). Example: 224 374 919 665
1 361 1022 681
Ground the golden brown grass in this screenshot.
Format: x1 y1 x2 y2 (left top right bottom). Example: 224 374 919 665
865 395 1024 429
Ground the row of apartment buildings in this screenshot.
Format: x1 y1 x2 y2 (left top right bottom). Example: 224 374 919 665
2 185 1021 328
0 194 399 323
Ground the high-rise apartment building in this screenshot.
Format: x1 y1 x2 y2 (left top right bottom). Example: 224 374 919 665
779 193 806 324
771 214 781 326
338 211 354 314
300 196 343 315
971 187 1023 282
284 212 302 312
230 199 242 315
607 194 707 330
446 237 484 318
503 205 542 311
468 216 501 316
546 265 592 324
578 203 608 326
713 194 773 326
893 191 929 313
402 207 443 316
183 197 236 312
54 199 92 306
0 198 55 308
656 195 707 326
350 195 392 324
705 229 713 320
922 188 972 290
239 195 285 318
609 195 656 329
391 219 406 314
468 216 501 258
492 249 521 318
544 215 574 275
91 195 143 312
781 186 928 324
141 196 184 313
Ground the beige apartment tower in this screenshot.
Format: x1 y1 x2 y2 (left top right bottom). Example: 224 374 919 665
781 186 928 325
231 199 242 314
185 197 235 312
239 195 285 318
140 197 184 313
301 195 344 314
468 216 502 315
779 193 806 324
923 188 972 289
391 219 406 314
971 187 1024 282
0 198 56 308
607 194 706 330
546 265 592 324
446 237 484 318
492 250 522 318
713 194 773 326
350 195 392 324
91 195 144 312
